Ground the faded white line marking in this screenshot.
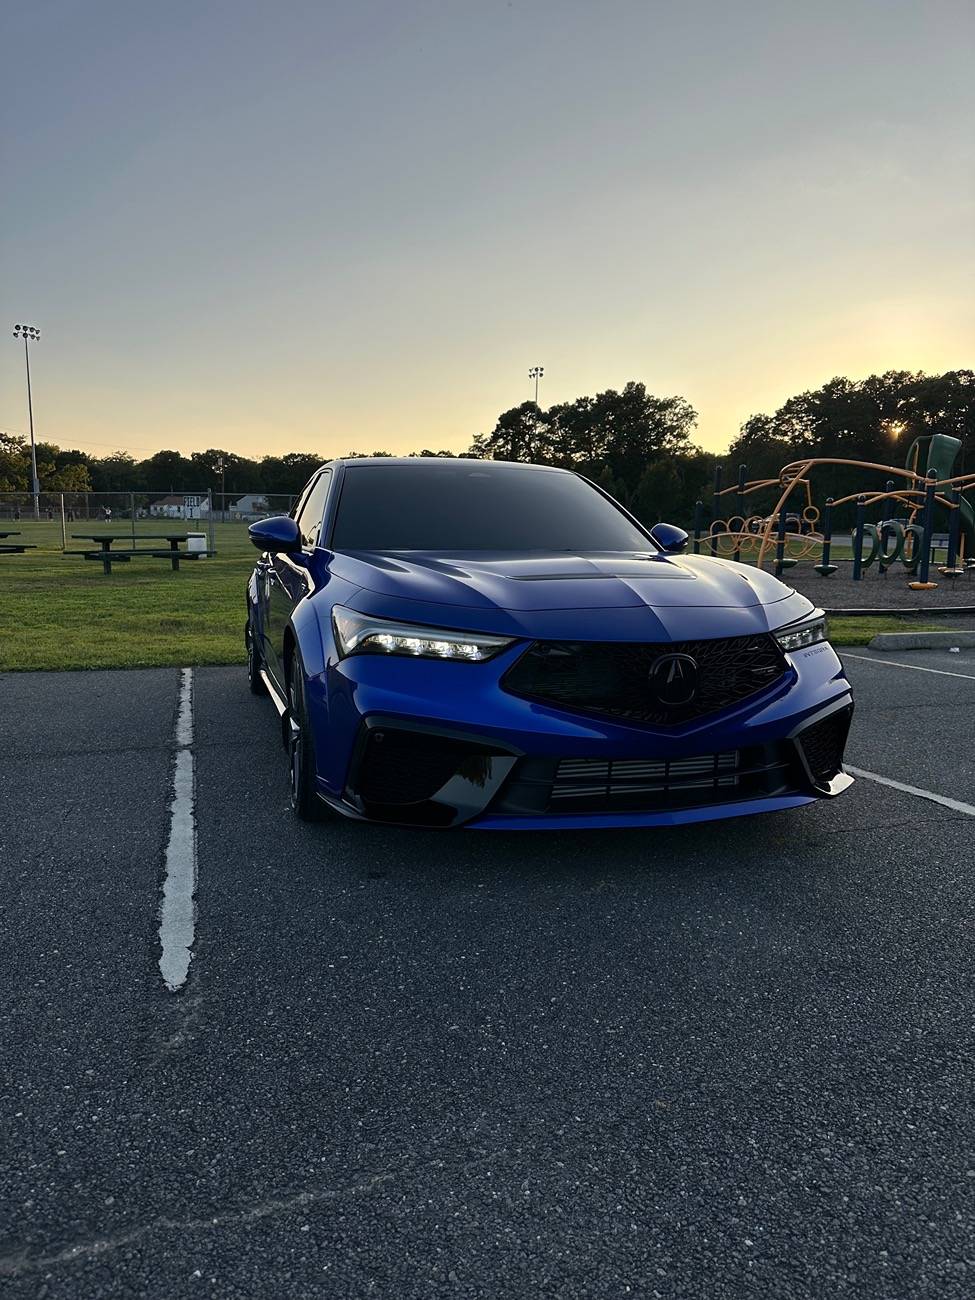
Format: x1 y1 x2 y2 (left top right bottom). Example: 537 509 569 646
845 765 975 817
842 651 975 682
158 668 197 991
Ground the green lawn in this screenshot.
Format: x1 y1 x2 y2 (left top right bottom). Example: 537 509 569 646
0 520 254 672
825 615 950 645
0 520 962 672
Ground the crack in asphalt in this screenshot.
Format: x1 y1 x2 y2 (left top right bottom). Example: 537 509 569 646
0 1172 399 1278
3 665 972 1294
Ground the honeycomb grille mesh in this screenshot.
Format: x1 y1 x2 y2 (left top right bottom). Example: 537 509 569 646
797 706 852 784
502 634 787 726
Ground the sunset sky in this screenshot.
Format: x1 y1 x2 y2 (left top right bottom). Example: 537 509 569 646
2 0 973 462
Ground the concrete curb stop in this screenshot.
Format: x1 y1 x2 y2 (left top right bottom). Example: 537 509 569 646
868 631 975 651
823 605 975 618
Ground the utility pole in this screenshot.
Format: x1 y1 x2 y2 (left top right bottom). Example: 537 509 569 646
528 365 544 405
13 324 41 517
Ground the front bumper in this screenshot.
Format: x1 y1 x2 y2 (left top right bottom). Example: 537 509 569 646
313 640 854 830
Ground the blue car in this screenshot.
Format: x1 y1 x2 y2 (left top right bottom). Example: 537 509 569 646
246 458 853 829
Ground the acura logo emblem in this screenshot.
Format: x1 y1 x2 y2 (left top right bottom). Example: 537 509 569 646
649 653 699 708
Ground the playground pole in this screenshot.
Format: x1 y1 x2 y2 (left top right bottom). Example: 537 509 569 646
878 479 895 576
734 464 746 563
774 506 787 577
915 471 938 587
710 464 722 558
852 496 866 581
815 497 837 577
945 487 961 576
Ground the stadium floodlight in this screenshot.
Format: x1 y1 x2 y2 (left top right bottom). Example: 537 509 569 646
12 324 42 517
215 455 226 521
528 364 544 404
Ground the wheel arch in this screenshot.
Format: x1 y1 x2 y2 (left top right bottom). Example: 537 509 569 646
286 596 328 680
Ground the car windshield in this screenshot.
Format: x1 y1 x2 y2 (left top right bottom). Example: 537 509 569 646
330 463 653 552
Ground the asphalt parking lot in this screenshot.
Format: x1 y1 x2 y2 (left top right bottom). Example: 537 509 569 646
1 650 973 1299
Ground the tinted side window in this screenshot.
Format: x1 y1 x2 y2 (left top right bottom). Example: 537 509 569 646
294 471 331 549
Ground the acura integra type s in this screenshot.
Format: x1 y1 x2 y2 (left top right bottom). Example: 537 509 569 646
246 458 854 829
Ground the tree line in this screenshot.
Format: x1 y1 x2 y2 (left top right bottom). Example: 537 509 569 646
2 369 971 525
724 369 974 518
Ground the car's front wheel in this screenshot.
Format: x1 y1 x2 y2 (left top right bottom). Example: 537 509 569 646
286 649 326 821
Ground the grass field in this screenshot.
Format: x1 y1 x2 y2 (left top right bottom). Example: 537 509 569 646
824 616 950 645
0 518 962 671
0 519 254 672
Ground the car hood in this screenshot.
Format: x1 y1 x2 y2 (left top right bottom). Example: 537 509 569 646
327 550 813 641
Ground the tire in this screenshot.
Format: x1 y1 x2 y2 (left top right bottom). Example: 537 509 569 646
246 619 266 695
286 648 326 821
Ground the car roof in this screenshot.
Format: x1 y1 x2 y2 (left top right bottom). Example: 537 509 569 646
323 457 570 472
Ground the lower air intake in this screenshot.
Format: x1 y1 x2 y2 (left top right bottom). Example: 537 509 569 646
796 705 853 785
350 727 511 827
552 751 740 803
355 729 476 805
492 744 797 816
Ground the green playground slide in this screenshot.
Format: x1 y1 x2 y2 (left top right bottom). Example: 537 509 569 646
905 432 975 558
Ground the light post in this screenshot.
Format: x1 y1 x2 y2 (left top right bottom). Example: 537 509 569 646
13 324 41 517
528 364 544 405
215 456 226 522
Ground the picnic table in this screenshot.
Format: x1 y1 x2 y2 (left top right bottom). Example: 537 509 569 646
68 533 207 573
0 531 36 555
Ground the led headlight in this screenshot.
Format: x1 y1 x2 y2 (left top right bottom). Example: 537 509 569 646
332 606 516 662
774 610 828 653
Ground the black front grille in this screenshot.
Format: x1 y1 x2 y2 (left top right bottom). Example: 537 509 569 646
494 743 797 815
502 634 787 726
797 706 853 784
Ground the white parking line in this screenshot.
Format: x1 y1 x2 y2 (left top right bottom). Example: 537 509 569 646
842 652 975 681
158 668 197 991
845 766 975 817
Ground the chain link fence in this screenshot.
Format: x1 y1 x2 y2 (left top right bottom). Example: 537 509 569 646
207 492 297 556
0 489 298 555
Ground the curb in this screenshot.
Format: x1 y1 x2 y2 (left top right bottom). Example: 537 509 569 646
824 605 975 617
868 631 975 651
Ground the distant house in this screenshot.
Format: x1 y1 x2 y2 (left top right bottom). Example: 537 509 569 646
228 493 270 519
148 493 210 519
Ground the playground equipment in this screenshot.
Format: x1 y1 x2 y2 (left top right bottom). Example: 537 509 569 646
695 433 975 585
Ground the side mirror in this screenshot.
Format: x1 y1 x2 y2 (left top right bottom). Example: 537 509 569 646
649 522 689 554
249 515 301 553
